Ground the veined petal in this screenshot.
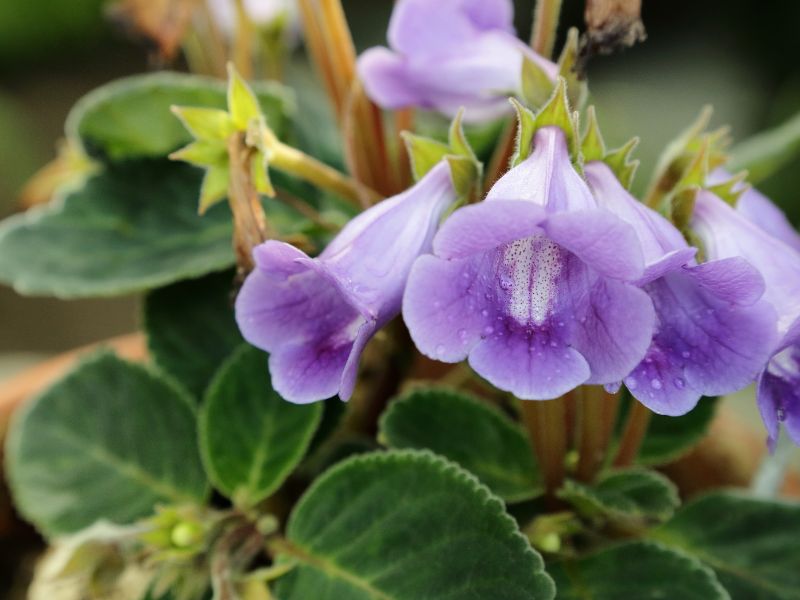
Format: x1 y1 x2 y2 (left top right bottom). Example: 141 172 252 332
487 127 596 212
738 186 800 252
432 200 546 260
627 264 777 416
758 340 800 450
403 252 496 363
544 209 645 281
585 161 692 274
692 190 800 333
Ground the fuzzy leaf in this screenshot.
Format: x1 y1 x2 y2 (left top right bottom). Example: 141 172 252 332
558 468 679 523
144 271 242 399
521 56 555 110
651 491 800 600
274 450 555 600
549 542 730 600
401 132 451 181
5 352 207 537
379 389 543 502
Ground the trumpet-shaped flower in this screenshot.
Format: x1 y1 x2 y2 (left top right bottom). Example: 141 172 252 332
692 189 800 448
236 162 457 403
403 127 656 399
357 0 557 121
585 162 776 416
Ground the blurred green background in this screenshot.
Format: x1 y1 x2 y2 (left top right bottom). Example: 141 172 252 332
1 0 799 363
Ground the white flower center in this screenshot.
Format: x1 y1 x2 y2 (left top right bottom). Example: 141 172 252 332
501 235 563 326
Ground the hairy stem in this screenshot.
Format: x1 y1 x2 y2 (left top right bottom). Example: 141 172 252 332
613 400 652 467
521 398 568 494
576 386 621 481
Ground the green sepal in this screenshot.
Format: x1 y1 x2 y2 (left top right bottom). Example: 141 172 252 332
510 97 537 167
580 106 606 163
168 140 227 168
706 169 749 206
251 149 275 196
401 132 451 181
446 155 481 201
227 63 263 131
604 136 640 190
557 28 587 111
521 56 556 110
511 78 579 166
198 165 230 214
448 108 478 163
663 136 710 230
170 106 234 141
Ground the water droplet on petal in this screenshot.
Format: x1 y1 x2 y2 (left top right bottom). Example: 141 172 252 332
483 326 494 335
681 350 691 359
777 407 787 422
458 329 468 343
481 309 489 317
650 378 663 390
435 344 446 356
673 377 685 389
627 378 638 390
550 341 558 347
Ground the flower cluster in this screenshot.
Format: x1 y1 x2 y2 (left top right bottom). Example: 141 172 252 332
235 0 799 451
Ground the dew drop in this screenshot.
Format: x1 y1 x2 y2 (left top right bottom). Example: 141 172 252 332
458 329 468 342
627 378 638 390
777 407 787 422
481 309 489 317
681 350 691 359
673 377 685 389
483 326 494 335
650 378 663 390
550 340 558 347
435 344 446 356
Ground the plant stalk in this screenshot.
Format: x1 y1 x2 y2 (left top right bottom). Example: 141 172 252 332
613 400 652 467
521 397 568 494
576 386 621 481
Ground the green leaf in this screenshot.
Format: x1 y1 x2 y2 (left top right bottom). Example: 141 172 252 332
68 72 292 161
729 110 800 184
651 491 800 600
637 396 718 466
5 352 207 537
274 450 555 600
0 161 235 298
143 271 242 399
200 345 322 508
521 56 555 110
401 132 451 181
379 388 542 502
558 468 679 523
549 541 730 600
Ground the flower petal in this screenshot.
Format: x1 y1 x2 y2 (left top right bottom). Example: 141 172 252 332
432 200 546 260
486 127 596 212
339 321 378 401
738 186 800 252
569 277 656 385
403 253 496 362
468 326 590 400
628 265 777 415
544 209 645 281
758 341 800 450
357 47 422 110
269 337 355 404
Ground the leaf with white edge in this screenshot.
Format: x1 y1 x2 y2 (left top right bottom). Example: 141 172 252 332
68 71 292 161
200 345 322 508
379 388 542 502
0 161 235 298
273 450 555 600
651 491 800 600
549 541 730 600
511 98 537 167
144 270 242 399
5 352 207 537
558 469 679 523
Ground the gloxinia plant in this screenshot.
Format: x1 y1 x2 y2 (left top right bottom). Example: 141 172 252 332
1 0 799 599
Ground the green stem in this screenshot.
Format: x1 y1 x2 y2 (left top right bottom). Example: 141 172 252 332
576 386 621 482
530 0 564 58
613 400 652 467
521 397 568 494
270 140 382 208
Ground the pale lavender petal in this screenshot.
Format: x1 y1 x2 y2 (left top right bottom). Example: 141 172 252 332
236 242 364 353
585 161 693 276
687 256 765 306
468 327 590 400
570 277 656 385
486 127 596 212
627 264 777 416
269 337 357 404
461 0 515 32
403 253 496 362
758 342 800 450
357 48 424 110
388 0 482 56
738 186 800 252
692 190 800 333
544 209 645 281
338 321 378 401
432 200 546 260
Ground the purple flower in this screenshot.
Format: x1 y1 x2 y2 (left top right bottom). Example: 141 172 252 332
586 162 776 416
403 126 656 400
692 189 800 448
236 162 457 403
357 0 557 121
